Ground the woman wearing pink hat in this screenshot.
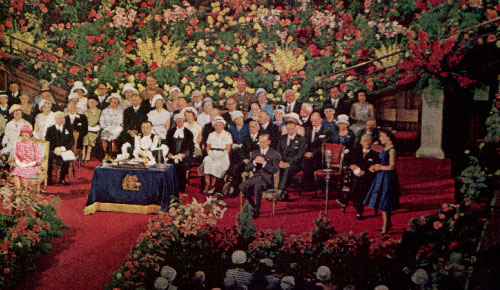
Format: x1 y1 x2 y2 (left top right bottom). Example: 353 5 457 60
11 125 42 189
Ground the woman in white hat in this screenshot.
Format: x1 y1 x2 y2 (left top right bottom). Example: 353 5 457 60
273 104 286 131
33 100 55 141
255 88 274 122
281 112 305 136
182 107 203 157
1 105 32 158
120 83 136 109
332 114 355 148
99 94 124 160
70 81 88 114
201 116 232 194
147 94 171 141
196 98 214 128
166 86 181 113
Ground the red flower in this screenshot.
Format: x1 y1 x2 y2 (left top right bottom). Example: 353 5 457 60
3 268 10 275
67 39 75 48
125 45 133 53
449 241 458 251
308 43 320 57
134 58 142 66
106 38 115 45
124 270 131 278
184 75 190 80
340 83 347 91
69 66 79 74
85 35 95 43
5 20 12 28
126 261 134 269
89 8 96 18
151 61 159 70
39 4 48 13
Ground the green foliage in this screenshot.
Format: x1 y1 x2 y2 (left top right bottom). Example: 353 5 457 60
458 156 488 200
237 201 257 247
483 104 500 146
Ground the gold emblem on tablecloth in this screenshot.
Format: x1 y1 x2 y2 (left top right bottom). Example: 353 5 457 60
122 174 141 191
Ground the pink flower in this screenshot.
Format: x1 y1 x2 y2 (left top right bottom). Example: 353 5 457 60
433 221 443 230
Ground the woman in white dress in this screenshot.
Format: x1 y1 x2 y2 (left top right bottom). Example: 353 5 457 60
196 98 214 128
1 105 32 159
147 94 171 141
70 81 89 114
182 107 202 157
350 90 375 136
33 100 55 141
99 94 124 161
202 116 232 194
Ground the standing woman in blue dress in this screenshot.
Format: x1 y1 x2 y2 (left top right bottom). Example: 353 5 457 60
363 128 399 234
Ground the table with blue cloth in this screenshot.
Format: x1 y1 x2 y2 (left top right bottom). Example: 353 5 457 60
84 164 178 215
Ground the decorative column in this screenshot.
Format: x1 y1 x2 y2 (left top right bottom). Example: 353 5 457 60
416 84 445 159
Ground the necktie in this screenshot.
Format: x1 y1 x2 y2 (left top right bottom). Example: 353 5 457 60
333 99 338 108
287 136 292 146
311 128 317 142
286 103 291 113
363 150 369 158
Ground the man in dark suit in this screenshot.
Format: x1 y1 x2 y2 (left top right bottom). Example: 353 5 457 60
302 112 332 188
358 118 380 145
166 114 194 193
299 103 313 128
94 82 109 110
7 80 21 107
46 111 75 185
221 96 238 128
240 133 281 218
339 134 380 219
284 89 301 114
65 102 88 151
276 115 307 199
321 86 350 117
258 111 279 149
118 93 148 148
231 79 255 112
231 120 260 196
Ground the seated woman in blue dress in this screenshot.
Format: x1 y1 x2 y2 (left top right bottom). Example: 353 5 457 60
363 128 399 234
331 114 355 149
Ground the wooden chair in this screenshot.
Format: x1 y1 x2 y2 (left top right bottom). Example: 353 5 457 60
313 143 345 197
28 140 49 193
240 171 280 215
381 108 397 130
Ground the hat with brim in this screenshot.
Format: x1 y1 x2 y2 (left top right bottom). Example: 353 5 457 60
274 104 285 114
151 94 164 105
20 125 32 135
9 104 22 114
0 94 7 100
280 276 295 290
122 83 137 94
202 97 214 105
160 265 177 282
336 114 350 126
231 110 244 121
70 81 88 95
173 113 185 121
169 86 181 95
323 104 335 111
284 112 302 125
316 266 331 282
181 106 198 118
68 92 79 102
231 250 247 264
107 93 122 103
213 116 226 126
38 99 51 110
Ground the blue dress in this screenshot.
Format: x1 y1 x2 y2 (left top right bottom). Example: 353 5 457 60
363 147 399 211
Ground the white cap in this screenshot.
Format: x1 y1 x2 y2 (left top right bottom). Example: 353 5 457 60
151 94 164 105
259 258 274 268
316 265 331 282
213 116 226 126
255 88 267 97
70 81 88 95
231 110 244 121
38 99 51 110
107 93 122 103
154 277 169 290
122 83 138 94
173 113 185 121
9 104 22 114
280 276 295 289
284 112 302 125
169 86 181 95
336 114 350 125
411 269 429 285
68 92 79 101
231 250 247 264
181 107 198 118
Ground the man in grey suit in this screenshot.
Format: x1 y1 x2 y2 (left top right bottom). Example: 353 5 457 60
240 133 281 218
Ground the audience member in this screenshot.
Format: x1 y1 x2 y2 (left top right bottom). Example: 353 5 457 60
240 133 281 218
221 96 239 127
247 102 261 123
200 109 219 152
33 80 50 107
359 118 379 145
258 111 280 149
276 113 307 200
19 93 34 124
273 105 286 131
182 271 206 290
349 90 374 136
363 129 399 234
331 114 355 149
33 100 55 140
299 103 313 128
32 90 61 115
148 94 172 141
182 107 203 157
202 116 232 193
46 111 74 185
225 250 253 289
281 112 305 136
315 266 336 290
339 134 380 219
0 93 9 120
99 94 124 160
231 119 260 196
302 112 331 188
189 90 204 114
141 74 165 104
321 104 338 138
1 105 32 158
284 89 301 114
82 97 101 162
10 125 41 189
228 111 248 145
321 86 350 117
197 98 214 128
256 88 274 122
69 81 88 114
94 82 110 109
166 86 181 112
7 80 21 107
119 92 148 149
121 83 137 109
166 114 194 193
280 276 296 290
117 121 163 166
66 102 89 150
160 265 178 290
231 78 255 111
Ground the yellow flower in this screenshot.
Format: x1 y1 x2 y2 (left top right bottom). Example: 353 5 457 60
207 16 214 25
208 89 214 96
207 75 216 82
261 47 306 76
273 81 279 88
181 78 188 84
137 84 145 92
238 17 246 24
213 81 219 86
233 54 239 60
250 4 257 11
219 88 226 95
119 83 124 89
241 58 248 65
267 93 274 99
277 88 283 95
217 64 223 70
198 51 207 58
217 15 224 23
127 75 135 84
231 66 238 72
184 86 192 94
317 89 324 95
191 66 199 73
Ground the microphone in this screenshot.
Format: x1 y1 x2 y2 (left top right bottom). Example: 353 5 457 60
326 150 331 169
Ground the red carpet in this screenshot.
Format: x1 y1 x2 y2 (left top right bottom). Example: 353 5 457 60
17 157 455 290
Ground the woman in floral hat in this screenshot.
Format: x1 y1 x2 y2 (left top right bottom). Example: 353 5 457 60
11 125 42 189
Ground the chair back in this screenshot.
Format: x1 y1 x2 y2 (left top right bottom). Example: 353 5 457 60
322 143 344 170
396 109 419 131
35 140 50 179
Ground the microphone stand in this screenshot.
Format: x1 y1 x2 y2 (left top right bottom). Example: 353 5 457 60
325 150 331 217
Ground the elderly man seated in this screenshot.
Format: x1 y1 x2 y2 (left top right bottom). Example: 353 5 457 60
116 121 168 166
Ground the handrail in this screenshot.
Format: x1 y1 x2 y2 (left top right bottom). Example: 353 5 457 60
3 32 90 73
